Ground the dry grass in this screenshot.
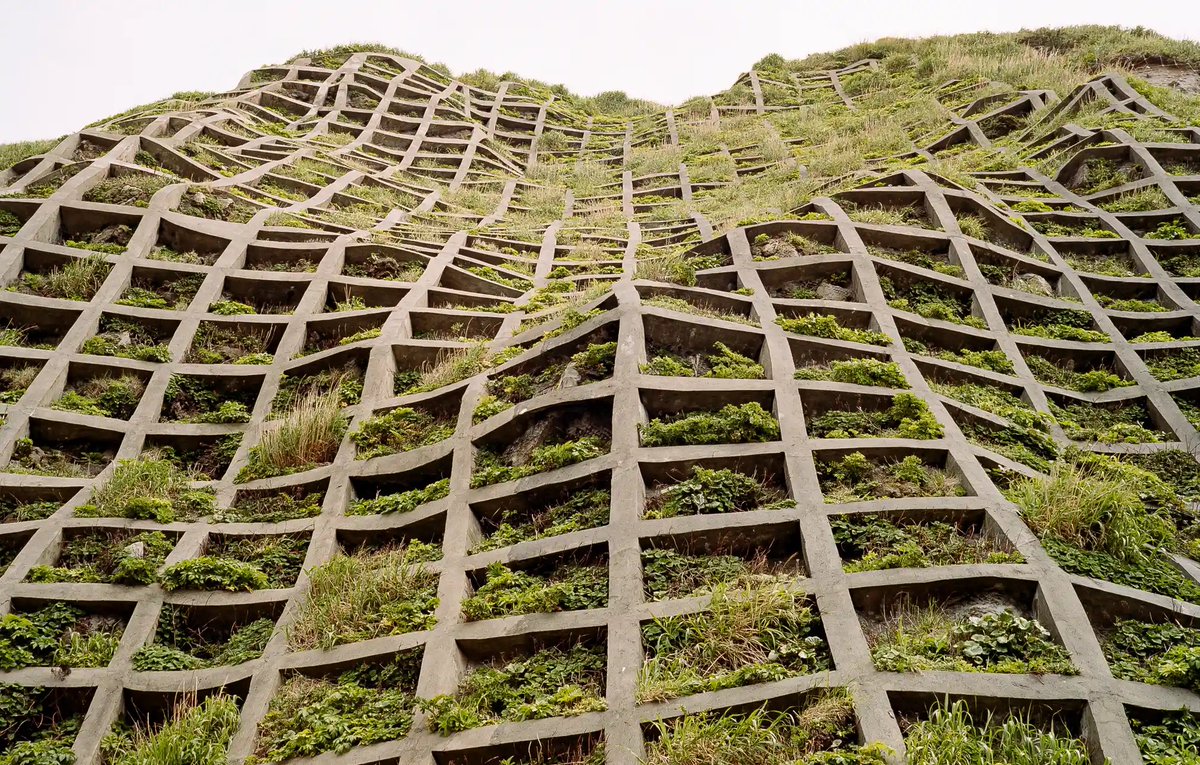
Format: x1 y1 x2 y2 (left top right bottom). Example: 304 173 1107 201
243 390 346 479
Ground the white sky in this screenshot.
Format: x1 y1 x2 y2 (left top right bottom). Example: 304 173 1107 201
0 0 1196 143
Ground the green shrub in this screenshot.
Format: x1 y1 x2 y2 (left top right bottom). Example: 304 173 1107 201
350 407 454 459
776 314 891 346
870 605 1075 674
641 547 755 601
818 452 964 503
28 530 174 585
641 402 780 447
795 358 908 387
253 652 421 762
881 277 984 328
348 478 449 515
132 612 272 671
472 489 610 552
1024 355 1132 392
462 562 608 620
1131 709 1200 765
159 557 269 592
239 391 347 481
832 515 1022 571
0 602 122 670
808 392 943 439
80 457 212 521
20 254 110 300
1103 619 1200 691
1051 400 1163 443
421 643 607 734
645 465 790 519
0 684 80 763
470 436 607 487
1145 347 1200 381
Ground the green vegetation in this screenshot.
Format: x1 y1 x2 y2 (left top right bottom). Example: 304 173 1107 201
117 273 204 310
1006 454 1200 603
462 561 607 620
421 642 606 734
881 277 984 328
348 478 449 516
18 254 110 300
777 314 891 345
274 364 362 411
641 547 781 601
76 456 214 522
643 342 764 379
214 487 324 523
818 452 965 503
253 651 422 762
808 392 943 439
0 364 37 403
52 373 145 419
1051 400 1163 443
0 601 122 669
1097 186 1171 213
905 700 1091 765
162 374 254 423
82 316 171 362
28 529 174 585
644 295 755 326
473 342 616 419
904 338 1014 374
102 695 240 765
639 576 830 702
288 545 438 650
395 344 491 395
1011 309 1108 342
1024 354 1132 392
160 535 306 592
473 489 610 552
644 690 889 765
350 406 454 459
640 402 779 447
0 137 58 169
472 436 608 487
0 683 80 763
645 465 789 519
868 603 1074 674
186 322 273 364
1102 618 1200 692
832 514 1021 571
1131 710 1200 765
1145 346 1200 381
132 606 272 670
795 358 908 387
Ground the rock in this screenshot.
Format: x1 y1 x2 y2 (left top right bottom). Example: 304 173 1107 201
1012 273 1053 297
761 238 798 259
558 363 581 389
816 282 852 301
191 192 207 206
117 331 133 346
122 542 145 559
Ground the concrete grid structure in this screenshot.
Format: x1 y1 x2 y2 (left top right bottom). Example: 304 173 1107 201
0 46 1197 764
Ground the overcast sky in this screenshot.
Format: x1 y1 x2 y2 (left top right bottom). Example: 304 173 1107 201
0 0 1195 143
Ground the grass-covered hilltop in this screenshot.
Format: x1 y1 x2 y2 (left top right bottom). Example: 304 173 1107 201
0 24 1198 765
